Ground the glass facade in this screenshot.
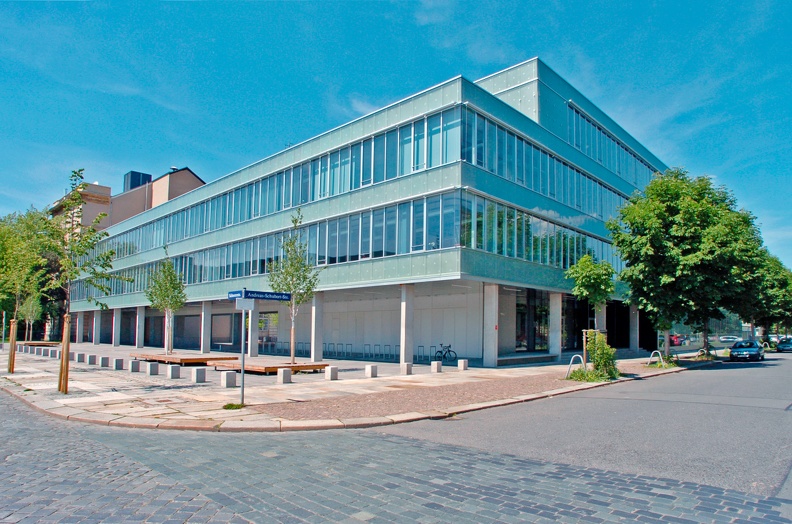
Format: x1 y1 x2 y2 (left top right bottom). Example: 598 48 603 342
567 106 655 187
73 189 619 301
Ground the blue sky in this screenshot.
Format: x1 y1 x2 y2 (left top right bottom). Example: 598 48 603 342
1 1 790 267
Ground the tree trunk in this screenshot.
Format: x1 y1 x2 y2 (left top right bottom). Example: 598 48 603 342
702 322 709 354
165 311 173 355
663 329 670 358
7 320 17 373
290 318 296 365
59 314 71 394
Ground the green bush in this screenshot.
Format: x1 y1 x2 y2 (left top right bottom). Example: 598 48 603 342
568 367 609 382
588 332 620 379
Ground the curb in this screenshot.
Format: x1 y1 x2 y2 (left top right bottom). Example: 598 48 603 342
1 359 717 432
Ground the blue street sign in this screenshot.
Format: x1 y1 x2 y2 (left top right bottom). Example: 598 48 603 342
227 289 292 301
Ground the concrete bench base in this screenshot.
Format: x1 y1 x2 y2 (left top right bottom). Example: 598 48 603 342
401 363 412 375
277 368 292 384
129 360 141 373
192 368 206 383
146 362 159 376
325 366 338 381
221 370 236 388
458 359 469 371
431 361 442 373
365 364 378 378
167 365 180 379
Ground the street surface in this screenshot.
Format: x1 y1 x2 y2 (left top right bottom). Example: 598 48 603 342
2 354 791 523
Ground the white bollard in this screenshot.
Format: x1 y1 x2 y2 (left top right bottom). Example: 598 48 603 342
325 366 338 381
431 361 442 373
365 364 378 378
221 370 236 388
277 368 292 384
192 368 206 383
167 364 180 379
76 353 86 363
146 362 159 375
100 356 110 367
129 360 141 373
113 358 124 370
87 355 98 365
458 359 469 371
400 363 413 375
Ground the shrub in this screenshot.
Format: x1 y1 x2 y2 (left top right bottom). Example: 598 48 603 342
568 367 609 382
588 331 619 379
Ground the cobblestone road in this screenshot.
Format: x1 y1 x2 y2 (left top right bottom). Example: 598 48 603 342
2 392 789 523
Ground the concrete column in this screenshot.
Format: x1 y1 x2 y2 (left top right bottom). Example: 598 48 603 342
200 301 212 354
310 292 324 362
629 304 640 351
548 292 563 358
75 312 84 344
483 283 499 368
247 300 259 357
92 311 101 345
135 306 145 348
399 284 414 365
112 308 121 347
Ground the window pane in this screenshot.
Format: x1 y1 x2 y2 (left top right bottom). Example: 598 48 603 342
462 108 474 163
330 151 340 196
496 126 506 177
441 192 459 248
397 202 410 254
427 113 442 168
327 219 338 264
475 113 486 168
384 206 397 256
349 214 360 262
338 217 348 263
412 199 424 251
487 120 497 173
516 138 524 185
361 212 371 259
507 207 516 258
426 196 441 250
506 132 516 182
461 193 473 247
475 197 485 250
311 159 320 201
516 212 524 259
350 143 361 190
318 221 327 265
442 107 461 163
386 129 398 180
413 119 425 171
320 155 329 198
485 200 496 253
362 139 373 186
372 208 384 258
373 134 385 183
399 124 412 176
300 163 310 204
308 224 317 266
340 147 350 193
496 204 505 255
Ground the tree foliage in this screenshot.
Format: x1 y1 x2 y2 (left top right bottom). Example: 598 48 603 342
267 209 322 364
19 293 43 342
144 251 186 354
0 210 49 320
564 254 615 329
607 168 765 350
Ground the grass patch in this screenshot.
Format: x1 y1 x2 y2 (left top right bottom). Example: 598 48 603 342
223 403 245 410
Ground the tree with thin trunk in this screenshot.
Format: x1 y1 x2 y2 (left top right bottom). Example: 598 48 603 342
44 169 119 393
267 209 322 365
19 293 42 343
564 254 615 331
144 249 186 355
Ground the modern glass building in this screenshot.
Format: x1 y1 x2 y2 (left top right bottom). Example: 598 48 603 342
70 58 666 366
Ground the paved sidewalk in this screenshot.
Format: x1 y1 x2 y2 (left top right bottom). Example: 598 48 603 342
1 342 698 432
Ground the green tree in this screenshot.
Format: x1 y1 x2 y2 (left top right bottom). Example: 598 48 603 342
44 169 119 392
144 250 186 355
267 209 322 365
731 251 792 340
564 254 615 330
607 168 764 354
19 293 43 343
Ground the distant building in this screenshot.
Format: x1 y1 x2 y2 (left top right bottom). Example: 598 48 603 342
70 58 665 364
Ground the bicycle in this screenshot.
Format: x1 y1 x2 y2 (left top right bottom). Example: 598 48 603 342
434 343 457 362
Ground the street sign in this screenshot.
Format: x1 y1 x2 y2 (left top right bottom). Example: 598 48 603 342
228 289 292 301
235 298 255 311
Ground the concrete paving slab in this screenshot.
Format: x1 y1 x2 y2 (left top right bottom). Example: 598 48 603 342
156 419 220 431
218 419 281 432
280 419 345 431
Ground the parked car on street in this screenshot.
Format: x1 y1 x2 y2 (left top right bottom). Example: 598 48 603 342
719 335 740 344
776 338 792 352
729 340 765 361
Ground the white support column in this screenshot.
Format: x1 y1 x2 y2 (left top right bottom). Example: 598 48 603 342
200 301 212 354
135 306 145 349
93 311 101 345
311 292 324 362
247 300 259 357
399 284 414 365
629 304 640 351
112 308 121 347
75 312 84 344
548 293 563 358
483 283 499 368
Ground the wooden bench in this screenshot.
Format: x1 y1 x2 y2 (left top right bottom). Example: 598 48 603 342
130 353 239 366
206 361 328 375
